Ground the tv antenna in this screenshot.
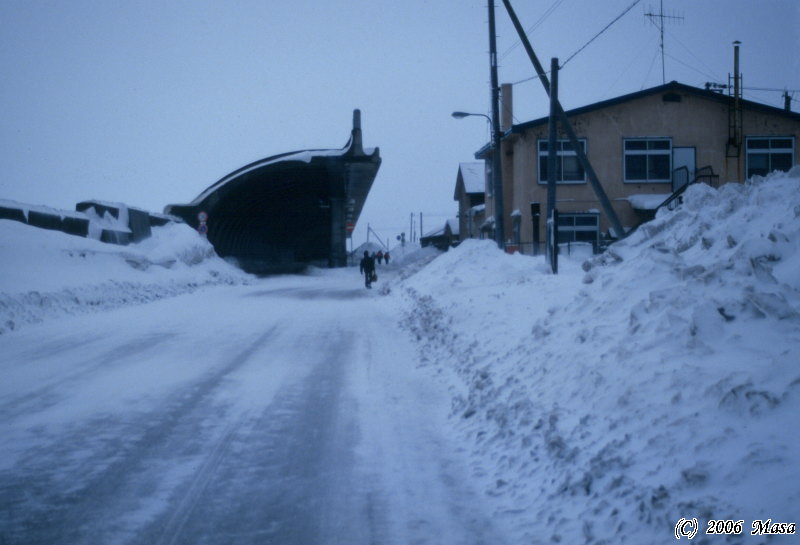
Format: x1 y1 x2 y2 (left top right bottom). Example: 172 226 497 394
645 1 683 84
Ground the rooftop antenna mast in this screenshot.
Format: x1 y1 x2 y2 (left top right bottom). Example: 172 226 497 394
645 0 683 84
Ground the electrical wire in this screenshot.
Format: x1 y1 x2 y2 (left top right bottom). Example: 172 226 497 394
560 0 643 69
499 0 566 61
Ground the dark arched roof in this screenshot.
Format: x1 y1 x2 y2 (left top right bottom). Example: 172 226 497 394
165 110 380 274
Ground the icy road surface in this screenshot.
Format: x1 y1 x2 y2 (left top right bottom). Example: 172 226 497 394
0 271 504 545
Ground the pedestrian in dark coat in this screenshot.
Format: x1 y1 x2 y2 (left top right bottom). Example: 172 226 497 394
384 251 390 264
376 250 384 264
359 250 376 289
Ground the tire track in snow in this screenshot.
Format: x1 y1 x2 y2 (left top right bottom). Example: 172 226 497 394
145 329 367 545
0 327 276 545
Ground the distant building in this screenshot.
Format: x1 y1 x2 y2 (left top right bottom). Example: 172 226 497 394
460 81 799 254
420 219 459 251
453 162 486 241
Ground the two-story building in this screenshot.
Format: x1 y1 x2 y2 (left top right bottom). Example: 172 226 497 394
457 80 800 254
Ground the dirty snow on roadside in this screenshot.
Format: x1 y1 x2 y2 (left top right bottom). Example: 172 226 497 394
398 168 800 544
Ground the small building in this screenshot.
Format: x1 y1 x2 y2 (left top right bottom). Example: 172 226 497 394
465 80 799 254
420 219 459 251
453 162 486 241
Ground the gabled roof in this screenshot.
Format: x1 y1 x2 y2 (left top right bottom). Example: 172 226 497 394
459 162 484 193
422 218 459 239
509 81 800 135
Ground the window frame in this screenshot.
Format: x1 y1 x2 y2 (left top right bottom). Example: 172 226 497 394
623 137 672 184
537 138 588 185
745 136 795 178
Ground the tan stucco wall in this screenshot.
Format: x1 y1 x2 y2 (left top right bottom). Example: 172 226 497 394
503 89 800 246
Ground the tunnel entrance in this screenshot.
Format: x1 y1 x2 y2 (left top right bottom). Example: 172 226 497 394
165 111 380 274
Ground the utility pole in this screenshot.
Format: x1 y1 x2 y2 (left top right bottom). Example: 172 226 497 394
547 57 559 274
419 212 424 241
501 0 625 239
488 0 506 250
645 0 683 84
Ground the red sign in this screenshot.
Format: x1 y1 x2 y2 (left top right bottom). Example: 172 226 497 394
346 222 355 233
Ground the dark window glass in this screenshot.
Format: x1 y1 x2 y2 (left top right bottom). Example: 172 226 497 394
772 139 793 149
626 140 647 150
771 152 793 171
649 155 671 180
747 139 769 149
626 155 647 180
747 153 769 177
562 156 584 181
649 140 671 150
575 216 598 226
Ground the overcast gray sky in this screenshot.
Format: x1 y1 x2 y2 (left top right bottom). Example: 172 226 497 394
2 1 798 246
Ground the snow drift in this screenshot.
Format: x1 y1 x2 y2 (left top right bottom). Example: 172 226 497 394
399 169 800 543
0 221 251 334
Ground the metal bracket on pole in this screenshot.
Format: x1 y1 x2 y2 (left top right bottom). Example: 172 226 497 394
500 0 626 240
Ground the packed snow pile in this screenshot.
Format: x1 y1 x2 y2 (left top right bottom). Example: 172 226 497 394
399 169 800 543
0 220 251 334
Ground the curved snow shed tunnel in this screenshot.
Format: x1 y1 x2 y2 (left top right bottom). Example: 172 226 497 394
165 110 381 274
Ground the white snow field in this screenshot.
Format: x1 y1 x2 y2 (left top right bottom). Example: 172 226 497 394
1 168 799 544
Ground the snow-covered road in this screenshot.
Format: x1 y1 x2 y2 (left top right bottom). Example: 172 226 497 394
0 272 504 545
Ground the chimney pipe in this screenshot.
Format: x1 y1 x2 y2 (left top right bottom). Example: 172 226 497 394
785 91 792 112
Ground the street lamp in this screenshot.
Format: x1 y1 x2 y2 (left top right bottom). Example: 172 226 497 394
451 111 490 122
451 110 505 249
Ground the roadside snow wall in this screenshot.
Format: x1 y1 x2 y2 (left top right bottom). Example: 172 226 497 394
399 168 800 544
0 221 251 334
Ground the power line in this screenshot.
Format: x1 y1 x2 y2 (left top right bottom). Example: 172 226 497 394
561 0 643 69
499 0 566 61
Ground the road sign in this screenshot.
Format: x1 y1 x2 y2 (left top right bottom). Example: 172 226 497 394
346 222 355 233
198 211 208 222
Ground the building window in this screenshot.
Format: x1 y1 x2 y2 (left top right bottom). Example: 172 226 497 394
746 137 794 178
557 212 600 253
624 138 671 183
538 139 587 184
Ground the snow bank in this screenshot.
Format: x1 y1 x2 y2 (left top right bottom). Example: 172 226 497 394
399 169 800 543
0 220 252 334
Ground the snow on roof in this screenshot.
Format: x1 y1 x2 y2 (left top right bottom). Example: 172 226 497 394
422 218 459 238
469 203 486 214
0 198 89 221
193 148 349 205
627 193 670 210
458 162 485 194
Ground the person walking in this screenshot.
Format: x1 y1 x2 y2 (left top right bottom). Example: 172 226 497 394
384 251 390 265
359 250 376 289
